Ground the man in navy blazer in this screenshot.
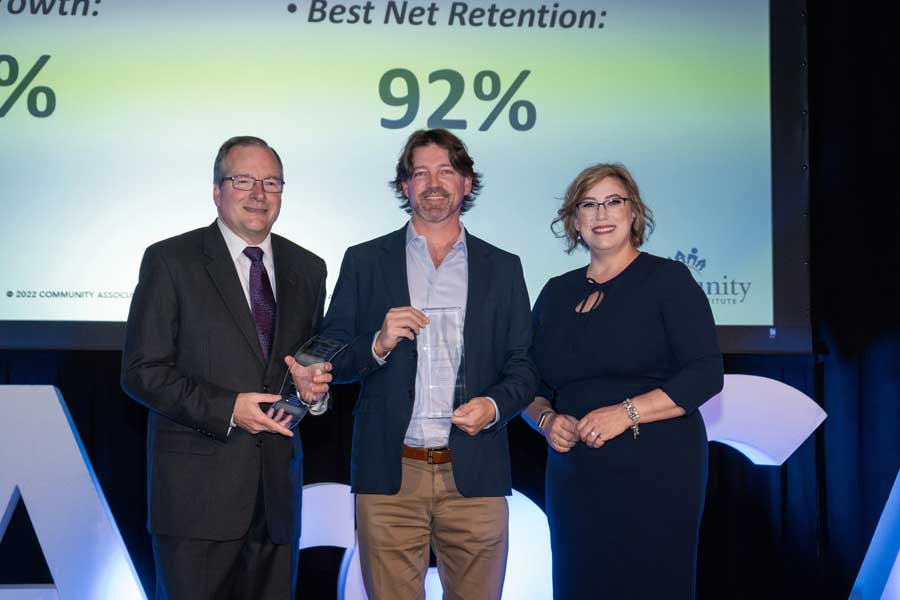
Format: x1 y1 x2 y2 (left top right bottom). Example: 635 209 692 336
318 129 538 599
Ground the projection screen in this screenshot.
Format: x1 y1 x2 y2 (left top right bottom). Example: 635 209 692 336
0 0 810 352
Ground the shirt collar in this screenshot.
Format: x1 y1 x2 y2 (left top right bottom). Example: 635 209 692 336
217 218 273 262
405 220 468 255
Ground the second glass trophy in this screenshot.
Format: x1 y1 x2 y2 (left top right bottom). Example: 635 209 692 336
419 306 466 418
273 335 347 428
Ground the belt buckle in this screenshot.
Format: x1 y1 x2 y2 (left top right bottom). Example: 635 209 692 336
427 448 435 464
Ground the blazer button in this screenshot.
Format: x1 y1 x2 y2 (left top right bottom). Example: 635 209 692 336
263 385 270 392
256 439 263 448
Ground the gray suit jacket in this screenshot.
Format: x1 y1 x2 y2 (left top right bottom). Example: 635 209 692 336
122 222 326 543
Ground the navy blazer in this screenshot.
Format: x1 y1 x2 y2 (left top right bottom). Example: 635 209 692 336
122 222 326 543
321 226 538 497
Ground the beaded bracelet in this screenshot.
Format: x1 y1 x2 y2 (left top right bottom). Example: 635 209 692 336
623 397 640 439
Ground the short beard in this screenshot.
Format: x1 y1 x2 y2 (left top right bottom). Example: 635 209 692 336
412 187 460 223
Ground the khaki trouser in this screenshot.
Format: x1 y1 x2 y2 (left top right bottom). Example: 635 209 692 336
356 457 509 600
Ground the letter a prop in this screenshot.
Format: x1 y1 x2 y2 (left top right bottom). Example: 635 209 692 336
0 386 146 599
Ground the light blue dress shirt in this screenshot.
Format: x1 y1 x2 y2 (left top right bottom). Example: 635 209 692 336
404 221 468 447
373 221 497 448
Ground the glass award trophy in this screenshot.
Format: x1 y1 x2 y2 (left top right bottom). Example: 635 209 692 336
273 335 347 428
419 307 466 418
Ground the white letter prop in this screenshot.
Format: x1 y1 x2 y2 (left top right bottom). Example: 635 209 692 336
852 469 900 599
699 374 827 465
299 482 357 552
0 386 146 600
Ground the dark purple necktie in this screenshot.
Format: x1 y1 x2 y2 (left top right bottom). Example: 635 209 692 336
243 246 276 362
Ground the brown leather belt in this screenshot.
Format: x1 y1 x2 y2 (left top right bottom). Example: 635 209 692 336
402 445 451 464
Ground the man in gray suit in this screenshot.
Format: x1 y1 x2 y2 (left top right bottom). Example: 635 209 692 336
122 136 330 599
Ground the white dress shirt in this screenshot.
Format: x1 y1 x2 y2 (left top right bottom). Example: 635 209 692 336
216 218 277 306
217 219 276 434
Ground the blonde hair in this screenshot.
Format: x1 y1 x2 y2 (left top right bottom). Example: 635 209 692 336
551 163 654 253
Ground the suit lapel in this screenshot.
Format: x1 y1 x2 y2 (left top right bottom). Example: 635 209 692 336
463 232 492 385
269 234 310 373
378 226 412 307
202 223 266 366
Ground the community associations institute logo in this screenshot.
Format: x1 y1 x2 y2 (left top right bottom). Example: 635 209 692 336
671 247 752 305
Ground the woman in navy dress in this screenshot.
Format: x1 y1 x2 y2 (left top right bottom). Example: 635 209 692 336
523 163 723 599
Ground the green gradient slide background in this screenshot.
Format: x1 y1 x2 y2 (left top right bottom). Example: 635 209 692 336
0 0 771 324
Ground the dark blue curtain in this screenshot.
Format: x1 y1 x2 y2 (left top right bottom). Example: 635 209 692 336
811 0 900 592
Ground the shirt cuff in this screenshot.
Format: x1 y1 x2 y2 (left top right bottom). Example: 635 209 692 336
372 331 391 365
308 391 330 416
227 414 236 436
484 397 500 428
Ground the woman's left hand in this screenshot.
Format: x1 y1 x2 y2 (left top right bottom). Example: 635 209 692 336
577 404 632 448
